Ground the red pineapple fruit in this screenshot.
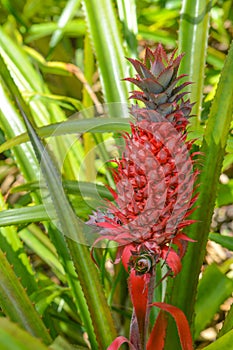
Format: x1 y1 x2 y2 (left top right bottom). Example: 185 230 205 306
88 44 198 277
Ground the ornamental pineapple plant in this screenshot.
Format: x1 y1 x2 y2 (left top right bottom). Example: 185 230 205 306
88 44 198 350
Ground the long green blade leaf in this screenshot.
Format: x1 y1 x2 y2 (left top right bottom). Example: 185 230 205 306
0 27 83 181
11 180 114 200
209 233 233 251
0 60 39 184
194 264 233 339
116 0 138 57
19 104 117 348
178 0 212 126
0 117 130 153
0 205 55 226
49 0 81 54
165 41 233 349
0 193 37 294
0 318 50 350
0 248 52 344
82 0 129 109
2 50 115 349
19 224 65 279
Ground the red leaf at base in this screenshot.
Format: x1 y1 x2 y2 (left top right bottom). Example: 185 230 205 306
107 336 137 350
148 302 193 350
146 311 167 350
128 269 150 349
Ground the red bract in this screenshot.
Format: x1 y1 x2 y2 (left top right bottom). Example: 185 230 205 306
87 44 198 350
108 303 193 350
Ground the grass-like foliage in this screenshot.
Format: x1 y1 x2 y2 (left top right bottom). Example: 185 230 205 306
0 1 233 349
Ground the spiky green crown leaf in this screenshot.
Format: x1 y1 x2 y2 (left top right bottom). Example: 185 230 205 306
125 44 194 131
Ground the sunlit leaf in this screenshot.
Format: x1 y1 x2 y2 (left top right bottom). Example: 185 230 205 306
209 233 233 251
0 318 50 350
194 263 233 339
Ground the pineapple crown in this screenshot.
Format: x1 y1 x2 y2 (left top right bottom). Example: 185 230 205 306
125 44 194 131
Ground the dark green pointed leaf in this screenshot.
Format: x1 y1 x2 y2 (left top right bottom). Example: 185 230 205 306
18 104 117 348
0 117 130 154
178 0 212 125
0 205 55 226
194 264 233 339
19 225 65 279
0 249 52 344
0 318 50 350
165 40 233 350
11 180 114 200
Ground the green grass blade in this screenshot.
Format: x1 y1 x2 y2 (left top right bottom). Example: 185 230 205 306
30 284 69 316
0 318 50 350
23 91 83 111
0 205 55 226
12 180 114 200
194 264 233 339
19 104 117 348
165 41 233 349
49 0 81 55
0 229 37 295
19 224 65 279
1 0 28 28
0 28 48 125
0 180 115 226
0 192 37 295
0 26 83 180
82 0 129 109
0 63 39 184
0 248 52 344
116 0 138 57
178 0 212 126
25 20 86 42
0 117 130 153
46 223 99 349
82 34 96 181
209 233 233 251
0 29 80 187
0 26 73 127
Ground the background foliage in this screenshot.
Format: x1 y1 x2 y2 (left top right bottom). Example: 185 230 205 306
0 0 233 349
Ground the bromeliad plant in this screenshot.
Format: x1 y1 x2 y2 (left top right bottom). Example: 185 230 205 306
88 44 197 350
0 1 233 350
